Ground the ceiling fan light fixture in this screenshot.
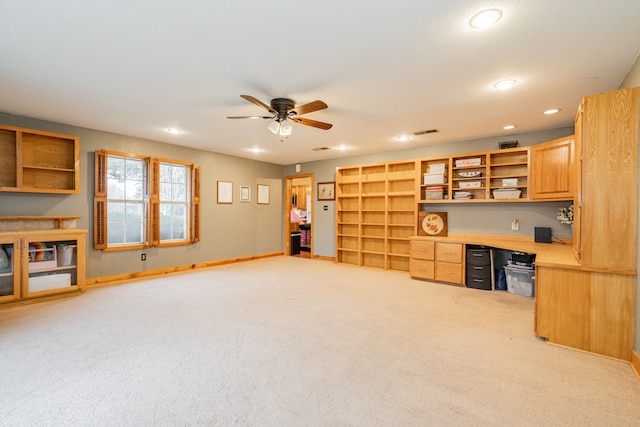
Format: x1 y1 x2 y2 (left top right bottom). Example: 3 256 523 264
280 123 293 136
267 121 281 134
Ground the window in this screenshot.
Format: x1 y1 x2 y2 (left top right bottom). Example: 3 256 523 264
94 150 200 251
159 162 189 242
106 154 148 246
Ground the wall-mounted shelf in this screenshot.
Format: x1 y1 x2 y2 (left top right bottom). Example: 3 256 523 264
0 124 80 194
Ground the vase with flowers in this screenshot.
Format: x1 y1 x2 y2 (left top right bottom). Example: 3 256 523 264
557 204 574 233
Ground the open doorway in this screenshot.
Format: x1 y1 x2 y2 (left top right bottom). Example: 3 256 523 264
285 174 313 258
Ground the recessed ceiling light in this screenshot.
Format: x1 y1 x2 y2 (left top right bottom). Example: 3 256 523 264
503 125 516 130
395 135 411 142
493 79 517 90
469 9 503 29
544 108 560 115
249 147 262 153
166 128 184 135
336 145 349 151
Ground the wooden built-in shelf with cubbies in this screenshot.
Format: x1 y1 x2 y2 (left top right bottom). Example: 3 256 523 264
0 124 80 194
336 160 417 272
419 146 531 204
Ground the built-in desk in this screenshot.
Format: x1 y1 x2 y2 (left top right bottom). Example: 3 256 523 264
410 233 635 362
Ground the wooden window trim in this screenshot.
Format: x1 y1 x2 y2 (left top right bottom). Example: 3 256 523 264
94 150 200 251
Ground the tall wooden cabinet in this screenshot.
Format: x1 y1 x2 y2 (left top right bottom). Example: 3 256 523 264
574 87 638 269
535 87 639 361
336 160 417 271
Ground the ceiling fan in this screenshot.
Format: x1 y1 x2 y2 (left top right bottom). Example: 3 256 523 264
227 95 333 136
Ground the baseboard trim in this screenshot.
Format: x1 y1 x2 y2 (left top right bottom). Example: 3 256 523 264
631 350 640 380
313 255 335 262
85 252 283 288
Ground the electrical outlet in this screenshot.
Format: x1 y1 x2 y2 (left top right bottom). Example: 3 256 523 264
141 253 146 261
511 219 519 231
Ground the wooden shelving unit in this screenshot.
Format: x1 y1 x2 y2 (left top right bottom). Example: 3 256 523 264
488 147 529 201
0 124 79 194
0 228 87 306
336 160 417 272
417 147 532 205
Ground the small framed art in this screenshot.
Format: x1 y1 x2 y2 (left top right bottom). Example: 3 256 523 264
257 184 270 205
418 212 448 237
217 181 233 204
240 185 251 202
317 181 335 201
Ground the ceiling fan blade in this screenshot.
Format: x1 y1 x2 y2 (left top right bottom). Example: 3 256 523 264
227 115 273 119
293 100 328 116
292 117 333 130
240 95 276 114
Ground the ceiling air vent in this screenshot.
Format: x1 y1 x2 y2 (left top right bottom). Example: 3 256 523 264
312 146 331 151
413 129 440 136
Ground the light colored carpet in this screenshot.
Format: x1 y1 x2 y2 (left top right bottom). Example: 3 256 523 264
1 256 639 426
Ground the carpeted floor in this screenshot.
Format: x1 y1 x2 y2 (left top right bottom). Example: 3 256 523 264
1 256 639 426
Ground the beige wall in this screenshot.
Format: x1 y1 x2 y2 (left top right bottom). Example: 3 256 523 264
619 53 640 354
620 54 640 88
0 113 284 280
286 127 575 259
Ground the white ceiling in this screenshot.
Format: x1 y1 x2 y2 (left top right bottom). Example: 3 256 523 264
1 1 639 165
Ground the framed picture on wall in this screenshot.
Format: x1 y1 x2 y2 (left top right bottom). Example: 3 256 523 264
217 181 233 204
317 181 335 201
257 184 270 205
240 185 251 202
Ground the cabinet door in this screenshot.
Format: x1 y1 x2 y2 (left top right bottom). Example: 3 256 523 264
0 238 20 302
579 88 638 270
530 136 574 200
23 235 83 298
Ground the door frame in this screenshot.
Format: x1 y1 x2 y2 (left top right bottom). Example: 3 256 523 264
285 173 314 257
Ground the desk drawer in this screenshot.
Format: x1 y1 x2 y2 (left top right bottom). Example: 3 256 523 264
436 261 463 284
436 243 463 263
410 258 434 280
410 241 434 260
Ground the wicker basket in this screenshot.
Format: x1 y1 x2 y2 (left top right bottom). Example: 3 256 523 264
492 189 521 200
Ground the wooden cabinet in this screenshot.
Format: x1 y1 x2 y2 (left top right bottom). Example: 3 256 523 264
410 239 464 285
530 136 574 200
574 87 639 269
410 240 435 279
0 228 87 306
336 160 417 272
0 124 80 194
536 266 634 361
